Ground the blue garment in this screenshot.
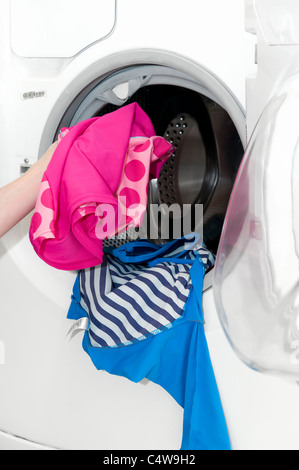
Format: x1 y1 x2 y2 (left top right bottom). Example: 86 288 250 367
68 236 231 450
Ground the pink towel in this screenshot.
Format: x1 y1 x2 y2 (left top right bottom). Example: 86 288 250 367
29 103 173 270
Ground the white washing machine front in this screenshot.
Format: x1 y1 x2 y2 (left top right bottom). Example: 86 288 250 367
1 0 299 451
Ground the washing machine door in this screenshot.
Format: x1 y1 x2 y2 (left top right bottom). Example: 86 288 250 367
213 72 299 381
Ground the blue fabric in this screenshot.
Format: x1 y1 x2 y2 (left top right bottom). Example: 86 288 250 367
67 237 231 450
78 237 200 349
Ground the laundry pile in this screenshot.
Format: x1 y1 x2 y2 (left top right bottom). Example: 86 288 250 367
29 103 231 451
29 103 173 270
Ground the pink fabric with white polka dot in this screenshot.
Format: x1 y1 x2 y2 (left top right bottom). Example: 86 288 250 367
32 135 171 243
29 104 173 271
31 178 55 243
95 136 171 239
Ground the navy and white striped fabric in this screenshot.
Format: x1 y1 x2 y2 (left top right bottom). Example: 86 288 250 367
79 240 215 349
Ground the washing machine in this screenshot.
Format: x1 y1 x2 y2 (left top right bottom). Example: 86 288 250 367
1 0 299 451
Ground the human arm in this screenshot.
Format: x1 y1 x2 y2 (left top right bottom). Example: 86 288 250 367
0 141 58 238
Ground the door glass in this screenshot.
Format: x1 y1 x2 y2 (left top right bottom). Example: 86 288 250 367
254 0 299 45
214 73 299 380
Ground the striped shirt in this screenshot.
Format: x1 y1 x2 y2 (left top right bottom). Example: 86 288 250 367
79 240 215 349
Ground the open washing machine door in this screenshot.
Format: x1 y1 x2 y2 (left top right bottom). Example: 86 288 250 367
214 71 299 381
213 0 299 381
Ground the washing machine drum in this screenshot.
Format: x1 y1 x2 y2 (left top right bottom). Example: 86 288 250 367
57 76 244 253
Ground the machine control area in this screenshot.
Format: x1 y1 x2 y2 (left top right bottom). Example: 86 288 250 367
10 0 117 58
